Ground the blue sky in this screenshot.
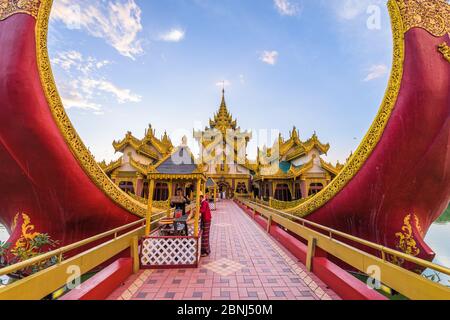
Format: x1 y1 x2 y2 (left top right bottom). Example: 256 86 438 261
48 0 393 163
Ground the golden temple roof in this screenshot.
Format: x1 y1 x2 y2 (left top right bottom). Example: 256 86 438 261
261 127 330 162
320 158 344 176
209 89 238 134
98 157 123 174
254 158 314 181
112 125 173 160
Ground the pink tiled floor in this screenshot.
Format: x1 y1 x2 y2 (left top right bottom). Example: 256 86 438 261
108 200 340 300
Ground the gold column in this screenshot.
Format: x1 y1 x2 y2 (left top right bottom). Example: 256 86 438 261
194 178 201 237
213 184 217 209
202 181 206 198
145 179 155 236
168 181 173 199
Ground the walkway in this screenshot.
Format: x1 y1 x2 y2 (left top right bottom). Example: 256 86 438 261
108 200 339 300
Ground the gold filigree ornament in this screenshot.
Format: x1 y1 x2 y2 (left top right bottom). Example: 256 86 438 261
397 0 450 37
395 214 421 257
0 0 40 21
11 213 41 253
438 42 450 63
35 0 147 217
285 0 406 217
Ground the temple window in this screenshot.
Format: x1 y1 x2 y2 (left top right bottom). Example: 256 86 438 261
295 183 302 200
236 182 247 194
119 181 135 195
153 183 169 201
274 184 292 202
308 183 324 196
142 182 149 199
264 183 270 199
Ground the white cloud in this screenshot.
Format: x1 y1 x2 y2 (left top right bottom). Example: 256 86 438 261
364 64 388 81
239 74 245 84
274 0 301 16
328 0 383 21
159 28 186 42
80 78 142 103
51 50 141 112
51 0 144 59
63 97 102 112
51 50 110 75
260 51 279 65
216 80 231 88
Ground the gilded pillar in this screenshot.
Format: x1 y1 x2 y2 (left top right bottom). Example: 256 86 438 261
145 179 155 236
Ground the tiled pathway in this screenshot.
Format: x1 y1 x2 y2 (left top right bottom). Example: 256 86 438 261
108 200 339 300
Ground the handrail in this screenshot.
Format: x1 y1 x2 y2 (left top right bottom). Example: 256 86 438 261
239 198 450 277
0 202 198 278
0 208 171 278
0 219 139 277
238 198 450 299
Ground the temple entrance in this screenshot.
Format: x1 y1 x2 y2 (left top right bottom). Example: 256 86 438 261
217 182 232 199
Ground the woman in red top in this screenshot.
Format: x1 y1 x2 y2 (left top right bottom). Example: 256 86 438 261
200 194 212 257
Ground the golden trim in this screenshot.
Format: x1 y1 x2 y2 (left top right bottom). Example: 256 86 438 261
397 0 450 37
35 0 146 217
0 0 40 21
286 0 405 217
438 42 450 63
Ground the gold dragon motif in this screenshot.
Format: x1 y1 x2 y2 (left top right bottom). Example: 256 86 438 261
438 42 450 63
395 214 421 257
11 213 41 253
0 0 40 21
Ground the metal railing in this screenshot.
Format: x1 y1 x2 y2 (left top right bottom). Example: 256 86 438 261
0 208 171 300
237 197 450 300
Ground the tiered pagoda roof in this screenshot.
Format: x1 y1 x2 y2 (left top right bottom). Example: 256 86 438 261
196 90 253 170
209 89 238 134
112 124 174 160
259 127 331 162
256 127 341 179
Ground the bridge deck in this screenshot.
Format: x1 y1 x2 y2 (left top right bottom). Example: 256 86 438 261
108 200 339 300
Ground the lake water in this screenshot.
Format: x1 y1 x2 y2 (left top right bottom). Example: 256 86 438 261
423 221 450 286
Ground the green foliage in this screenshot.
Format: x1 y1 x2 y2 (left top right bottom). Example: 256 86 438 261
436 205 450 223
0 234 60 278
0 241 11 266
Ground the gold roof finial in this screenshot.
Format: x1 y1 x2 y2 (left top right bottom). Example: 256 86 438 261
209 86 237 133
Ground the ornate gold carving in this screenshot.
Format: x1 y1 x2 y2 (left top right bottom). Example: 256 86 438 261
395 214 421 257
270 196 312 210
0 0 40 21
11 213 41 253
438 42 450 63
35 0 147 217
286 0 405 217
397 0 450 37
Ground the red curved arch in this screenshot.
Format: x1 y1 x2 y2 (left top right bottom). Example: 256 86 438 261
0 0 448 267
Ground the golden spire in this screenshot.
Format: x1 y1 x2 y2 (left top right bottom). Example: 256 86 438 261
209 88 237 133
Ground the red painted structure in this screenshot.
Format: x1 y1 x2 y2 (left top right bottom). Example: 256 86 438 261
60 258 133 301
0 0 448 276
235 200 387 300
293 25 450 263
0 8 140 250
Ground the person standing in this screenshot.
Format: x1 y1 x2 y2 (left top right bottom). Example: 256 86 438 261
200 194 212 257
171 187 190 217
